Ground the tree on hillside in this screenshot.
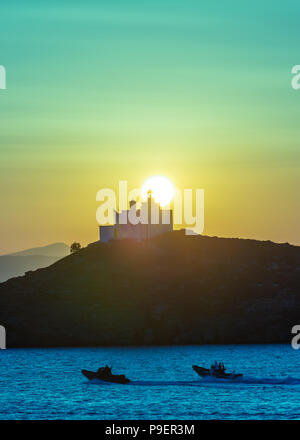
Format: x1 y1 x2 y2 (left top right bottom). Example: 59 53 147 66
70 242 81 253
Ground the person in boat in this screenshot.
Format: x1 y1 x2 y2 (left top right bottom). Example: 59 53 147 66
210 361 226 375
218 362 225 373
97 365 112 378
210 361 218 375
103 365 112 376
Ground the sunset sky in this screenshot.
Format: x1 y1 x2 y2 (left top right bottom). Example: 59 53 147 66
1 0 300 254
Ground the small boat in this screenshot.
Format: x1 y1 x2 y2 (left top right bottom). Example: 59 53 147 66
193 365 242 380
81 366 130 384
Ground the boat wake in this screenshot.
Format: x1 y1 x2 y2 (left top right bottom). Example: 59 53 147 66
196 375 300 385
235 376 300 385
87 376 300 386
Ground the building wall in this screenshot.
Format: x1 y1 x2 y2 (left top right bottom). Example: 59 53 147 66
99 225 115 242
99 204 173 242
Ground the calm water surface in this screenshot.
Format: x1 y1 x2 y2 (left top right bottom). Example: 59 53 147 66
0 344 300 420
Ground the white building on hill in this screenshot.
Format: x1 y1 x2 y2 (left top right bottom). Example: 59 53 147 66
99 193 173 242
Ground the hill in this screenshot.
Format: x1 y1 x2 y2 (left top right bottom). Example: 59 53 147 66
0 243 69 283
0 232 299 347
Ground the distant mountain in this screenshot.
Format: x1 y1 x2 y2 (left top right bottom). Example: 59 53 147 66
0 231 299 348
8 242 70 258
0 243 69 283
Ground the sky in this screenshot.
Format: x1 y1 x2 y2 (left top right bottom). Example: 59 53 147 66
0 0 300 253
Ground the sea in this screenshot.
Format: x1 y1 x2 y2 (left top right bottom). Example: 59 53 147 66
0 344 299 420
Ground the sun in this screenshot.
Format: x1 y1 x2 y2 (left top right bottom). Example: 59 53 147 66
141 176 175 207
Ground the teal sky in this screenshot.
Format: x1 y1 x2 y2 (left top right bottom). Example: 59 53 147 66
0 1 300 253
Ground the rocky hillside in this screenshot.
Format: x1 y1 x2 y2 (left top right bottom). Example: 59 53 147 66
0 231 299 347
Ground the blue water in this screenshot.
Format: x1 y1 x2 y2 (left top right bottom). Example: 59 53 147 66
0 344 300 420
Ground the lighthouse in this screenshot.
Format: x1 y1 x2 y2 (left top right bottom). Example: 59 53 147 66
147 189 152 240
